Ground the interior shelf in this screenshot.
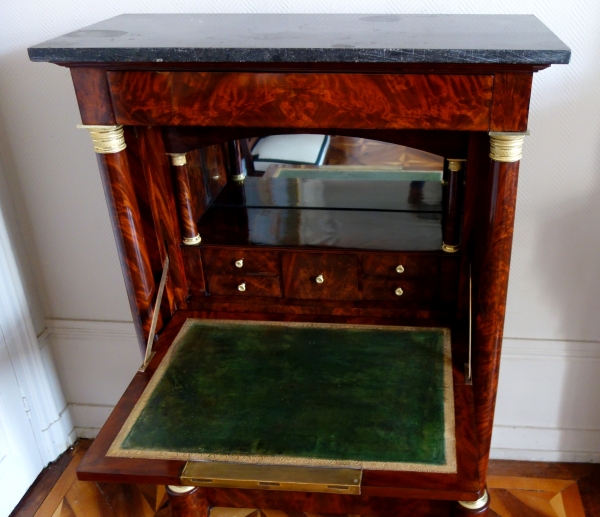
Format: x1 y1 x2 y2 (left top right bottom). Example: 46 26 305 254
198 177 444 251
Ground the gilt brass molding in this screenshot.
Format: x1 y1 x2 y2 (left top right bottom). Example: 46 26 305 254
181 461 362 495
77 125 126 154
167 153 187 166
458 489 489 510
489 132 529 163
183 234 201 246
167 485 196 494
442 243 460 253
447 159 466 172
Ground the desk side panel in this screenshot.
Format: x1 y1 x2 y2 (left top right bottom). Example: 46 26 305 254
107 72 493 130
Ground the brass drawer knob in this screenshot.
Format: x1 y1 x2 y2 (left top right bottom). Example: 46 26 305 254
238 282 246 292
396 264 405 274
315 274 324 284
235 259 244 268
395 287 404 296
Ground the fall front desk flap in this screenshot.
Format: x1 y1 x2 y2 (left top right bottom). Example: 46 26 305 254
109 319 456 490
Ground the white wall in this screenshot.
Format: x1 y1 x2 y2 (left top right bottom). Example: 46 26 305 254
1 0 599 460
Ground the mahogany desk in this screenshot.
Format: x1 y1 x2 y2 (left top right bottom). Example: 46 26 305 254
29 14 570 517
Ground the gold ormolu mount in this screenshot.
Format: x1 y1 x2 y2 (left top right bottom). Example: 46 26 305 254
442 243 460 253
180 461 362 495
77 125 126 154
183 234 202 246
167 153 187 166
489 132 528 162
458 489 489 510
447 159 465 172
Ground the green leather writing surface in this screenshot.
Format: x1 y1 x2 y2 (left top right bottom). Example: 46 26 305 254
109 320 455 473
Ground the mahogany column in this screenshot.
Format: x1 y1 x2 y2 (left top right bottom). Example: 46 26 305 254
472 133 525 481
442 158 465 253
78 124 158 352
168 153 201 245
167 486 209 517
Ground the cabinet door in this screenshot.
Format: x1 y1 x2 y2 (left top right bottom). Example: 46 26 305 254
282 252 359 300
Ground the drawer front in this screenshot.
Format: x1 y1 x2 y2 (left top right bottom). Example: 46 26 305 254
282 253 359 300
362 277 438 302
109 72 493 130
202 248 279 275
361 253 440 278
208 275 281 297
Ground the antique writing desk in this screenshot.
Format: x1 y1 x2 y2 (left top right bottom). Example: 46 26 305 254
29 14 569 517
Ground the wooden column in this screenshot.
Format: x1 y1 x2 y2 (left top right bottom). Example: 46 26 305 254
168 153 201 245
167 486 209 517
227 140 247 182
442 158 465 253
473 133 525 480
78 124 157 352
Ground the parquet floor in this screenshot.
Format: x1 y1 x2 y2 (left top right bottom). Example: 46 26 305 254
10 441 600 517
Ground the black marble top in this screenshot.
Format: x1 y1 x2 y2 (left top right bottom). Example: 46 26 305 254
28 14 570 65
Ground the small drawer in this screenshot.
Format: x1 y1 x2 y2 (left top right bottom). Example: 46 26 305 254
282 252 359 300
362 277 438 301
202 248 279 275
207 275 281 297
361 253 439 278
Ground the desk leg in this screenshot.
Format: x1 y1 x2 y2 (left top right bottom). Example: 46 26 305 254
167 486 209 517
454 489 490 516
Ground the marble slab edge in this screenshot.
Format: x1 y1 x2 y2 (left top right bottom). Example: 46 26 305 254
27 47 571 65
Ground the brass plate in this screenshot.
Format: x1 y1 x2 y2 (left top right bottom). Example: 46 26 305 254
181 461 362 494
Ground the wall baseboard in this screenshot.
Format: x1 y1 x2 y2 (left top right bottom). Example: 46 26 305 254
48 319 600 462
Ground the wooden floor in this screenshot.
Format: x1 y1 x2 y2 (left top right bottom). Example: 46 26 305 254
10 441 600 517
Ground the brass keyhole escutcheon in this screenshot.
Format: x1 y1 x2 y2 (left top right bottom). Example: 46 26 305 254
235 259 244 268
396 264 405 274
238 282 246 292
315 274 324 284
395 287 404 296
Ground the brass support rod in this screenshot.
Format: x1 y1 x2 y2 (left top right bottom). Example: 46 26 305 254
139 255 169 372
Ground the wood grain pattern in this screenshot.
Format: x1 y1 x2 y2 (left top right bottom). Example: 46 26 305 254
136 127 188 313
181 247 206 295
472 159 521 483
107 72 493 130
94 148 156 350
167 487 209 517
171 161 200 243
70 68 116 125
490 73 533 132
207 274 281 297
202 248 279 275
19 446 598 517
361 253 440 278
281 253 359 300
361 276 437 302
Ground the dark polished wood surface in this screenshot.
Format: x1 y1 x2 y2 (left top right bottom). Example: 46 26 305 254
107 72 494 130
172 161 200 242
197 206 443 251
472 159 521 483
95 146 156 351
213 177 443 212
281 252 359 300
